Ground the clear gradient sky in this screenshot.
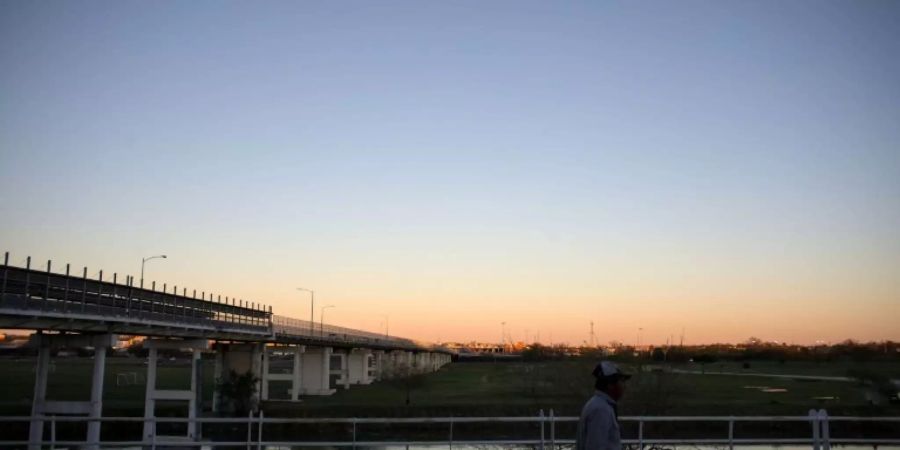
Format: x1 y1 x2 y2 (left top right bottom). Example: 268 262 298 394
1 1 898 346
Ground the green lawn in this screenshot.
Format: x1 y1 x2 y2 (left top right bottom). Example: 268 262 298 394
0 357 896 417
672 360 900 378
0 356 216 415
272 360 900 417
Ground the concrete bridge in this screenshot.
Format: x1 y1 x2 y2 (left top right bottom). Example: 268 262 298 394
0 253 454 448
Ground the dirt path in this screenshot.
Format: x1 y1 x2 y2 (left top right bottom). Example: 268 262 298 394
670 368 856 382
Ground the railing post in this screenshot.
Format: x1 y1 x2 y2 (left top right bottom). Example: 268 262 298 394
257 410 264 450
539 409 545 450
50 416 56 450
819 409 831 450
24 256 31 300
1 251 8 296
449 416 454 449
550 408 555 450
63 264 70 313
810 409 821 450
246 410 253 450
159 283 166 317
81 267 87 312
352 418 357 449
43 260 51 307
728 416 734 450
638 419 644 450
112 273 118 309
125 275 132 313
97 270 103 311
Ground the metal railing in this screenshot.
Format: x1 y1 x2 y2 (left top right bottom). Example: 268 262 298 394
272 315 453 352
0 252 453 353
0 253 271 335
3 410 898 449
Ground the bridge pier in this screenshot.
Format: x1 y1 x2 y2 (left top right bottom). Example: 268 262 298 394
372 350 386 380
261 344 305 402
28 333 115 450
330 350 351 389
347 348 374 385
299 346 336 395
212 342 264 412
143 339 209 444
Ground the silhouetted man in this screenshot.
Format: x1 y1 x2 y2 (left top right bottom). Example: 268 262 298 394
576 361 631 450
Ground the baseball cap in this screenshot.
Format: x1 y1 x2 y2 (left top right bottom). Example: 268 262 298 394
591 361 632 381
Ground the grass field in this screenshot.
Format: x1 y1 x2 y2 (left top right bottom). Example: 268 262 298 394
0 356 217 415
285 360 900 417
0 356 897 418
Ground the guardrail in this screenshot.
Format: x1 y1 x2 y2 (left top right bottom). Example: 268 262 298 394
0 253 271 335
3 410 898 449
0 252 454 353
272 315 454 353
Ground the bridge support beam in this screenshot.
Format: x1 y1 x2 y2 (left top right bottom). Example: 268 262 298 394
28 333 115 450
299 346 336 395
347 348 374 385
212 342 264 411
143 339 209 443
261 344 305 402
372 350 386 380
330 350 350 389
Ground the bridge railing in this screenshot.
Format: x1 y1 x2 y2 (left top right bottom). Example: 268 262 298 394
0 252 454 352
0 253 271 335
1 410 897 448
272 315 423 350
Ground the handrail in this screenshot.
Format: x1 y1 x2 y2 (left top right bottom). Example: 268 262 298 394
4 411 899 448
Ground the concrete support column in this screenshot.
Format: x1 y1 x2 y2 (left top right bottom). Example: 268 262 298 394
250 343 263 408
347 349 373 385
212 346 224 411
261 345 270 401
28 340 50 450
144 339 208 442
28 333 113 450
330 351 350 389
87 346 107 446
261 345 305 402
372 350 385 380
299 346 335 395
291 346 304 401
322 347 332 390
188 349 201 440
142 347 158 443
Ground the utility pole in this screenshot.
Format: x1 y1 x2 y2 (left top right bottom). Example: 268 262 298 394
297 288 315 334
590 321 596 347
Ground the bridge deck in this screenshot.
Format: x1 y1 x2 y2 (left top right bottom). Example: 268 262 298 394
0 254 452 353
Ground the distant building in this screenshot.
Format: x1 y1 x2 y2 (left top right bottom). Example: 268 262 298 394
444 342 505 354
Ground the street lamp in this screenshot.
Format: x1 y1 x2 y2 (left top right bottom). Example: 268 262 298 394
140 255 167 288
380 314 390 338
320 305 335 337
297 288 314 334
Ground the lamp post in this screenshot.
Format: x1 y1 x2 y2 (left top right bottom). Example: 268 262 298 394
381 314 390 338
297 288 314 334
320 305 335 337
140 255 167 288
501 321 506 353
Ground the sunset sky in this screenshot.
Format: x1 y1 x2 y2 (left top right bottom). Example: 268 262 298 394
2 1 898 346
